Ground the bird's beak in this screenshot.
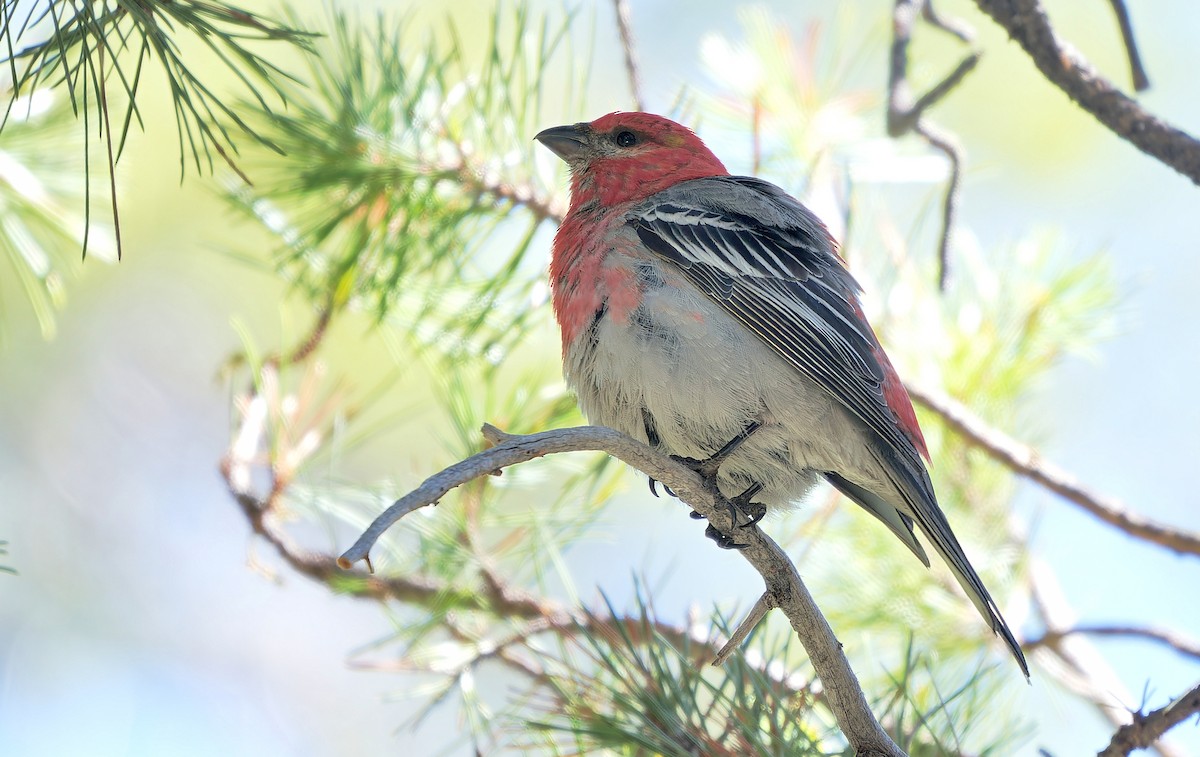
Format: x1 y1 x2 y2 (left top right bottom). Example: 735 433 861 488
534 123 587 162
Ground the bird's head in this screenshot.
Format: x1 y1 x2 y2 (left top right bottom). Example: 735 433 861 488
535 112 728 207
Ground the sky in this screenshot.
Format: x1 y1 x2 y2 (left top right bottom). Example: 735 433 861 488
1 0 1198 755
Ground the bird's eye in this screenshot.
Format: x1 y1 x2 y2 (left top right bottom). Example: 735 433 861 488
615 130 638 147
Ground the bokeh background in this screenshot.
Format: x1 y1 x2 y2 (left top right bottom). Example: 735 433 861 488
2 0 1198 754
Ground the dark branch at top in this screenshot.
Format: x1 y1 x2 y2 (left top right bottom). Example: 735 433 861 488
973 0 1200 185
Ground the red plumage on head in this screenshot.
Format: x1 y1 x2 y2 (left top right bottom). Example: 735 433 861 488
574 112 728 207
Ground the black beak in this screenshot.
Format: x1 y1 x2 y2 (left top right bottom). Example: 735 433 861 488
534 123 587 162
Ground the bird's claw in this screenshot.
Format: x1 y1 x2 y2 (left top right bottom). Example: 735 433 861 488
730 482 766 529
649 477 676 498
705 523 748 550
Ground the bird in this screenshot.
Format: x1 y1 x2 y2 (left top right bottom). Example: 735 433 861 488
534 111 1028 677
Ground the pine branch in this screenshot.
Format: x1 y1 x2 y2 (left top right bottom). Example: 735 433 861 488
0 0 313 258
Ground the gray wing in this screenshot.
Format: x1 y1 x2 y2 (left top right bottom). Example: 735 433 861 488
627 175 923 470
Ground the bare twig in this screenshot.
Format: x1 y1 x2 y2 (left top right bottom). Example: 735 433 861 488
610 0 645 111
340 424 905 757
887 0 979 290
713 592 774 666
1105 0 1150 92
973 0 1200 185
1098 681 1200 757
907 383 1200 557
281 302 333 366
913 120 966 291
1026 624 1200 664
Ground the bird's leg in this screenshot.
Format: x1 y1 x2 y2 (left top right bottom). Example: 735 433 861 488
644 409 679 498
674 419 763 481
674 419 766 547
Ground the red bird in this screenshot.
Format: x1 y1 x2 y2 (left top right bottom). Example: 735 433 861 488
535 112 1028 677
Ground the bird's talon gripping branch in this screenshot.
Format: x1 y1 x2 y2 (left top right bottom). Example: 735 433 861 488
731 483 767 528
705 523 749 550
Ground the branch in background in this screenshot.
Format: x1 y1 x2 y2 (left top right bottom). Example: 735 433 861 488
339 424 905 757
921 0 973 41
1098 682 1200 757
1026 624 1200 664
611 0 646 111
886 0 980 290
1105 0 1149 91
1 1 314 259
972 0 1200 186
456 162 566 223
912 120 967 292
1026 563 1185 757
907 383 1200 558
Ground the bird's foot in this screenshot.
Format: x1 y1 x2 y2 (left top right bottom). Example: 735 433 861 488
694 483 765 548
705 523 748 550
730 483 767 529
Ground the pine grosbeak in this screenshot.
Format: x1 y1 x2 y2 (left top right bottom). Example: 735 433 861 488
535 111 1027 677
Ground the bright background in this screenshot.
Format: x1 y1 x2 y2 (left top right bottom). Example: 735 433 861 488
2 0 1198 754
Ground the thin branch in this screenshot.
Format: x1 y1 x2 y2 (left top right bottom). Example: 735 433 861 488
1098 682 1200 757
886 0 979 290
1026 624 1200 664
610 0 645 111
913 119 966 291
713 592 774 666
972 0 1200 185
340 424 905 757
907 383 1200 557
1104 0 1149 92
281 301 333 365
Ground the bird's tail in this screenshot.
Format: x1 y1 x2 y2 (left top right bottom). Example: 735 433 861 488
873 446 1030 679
